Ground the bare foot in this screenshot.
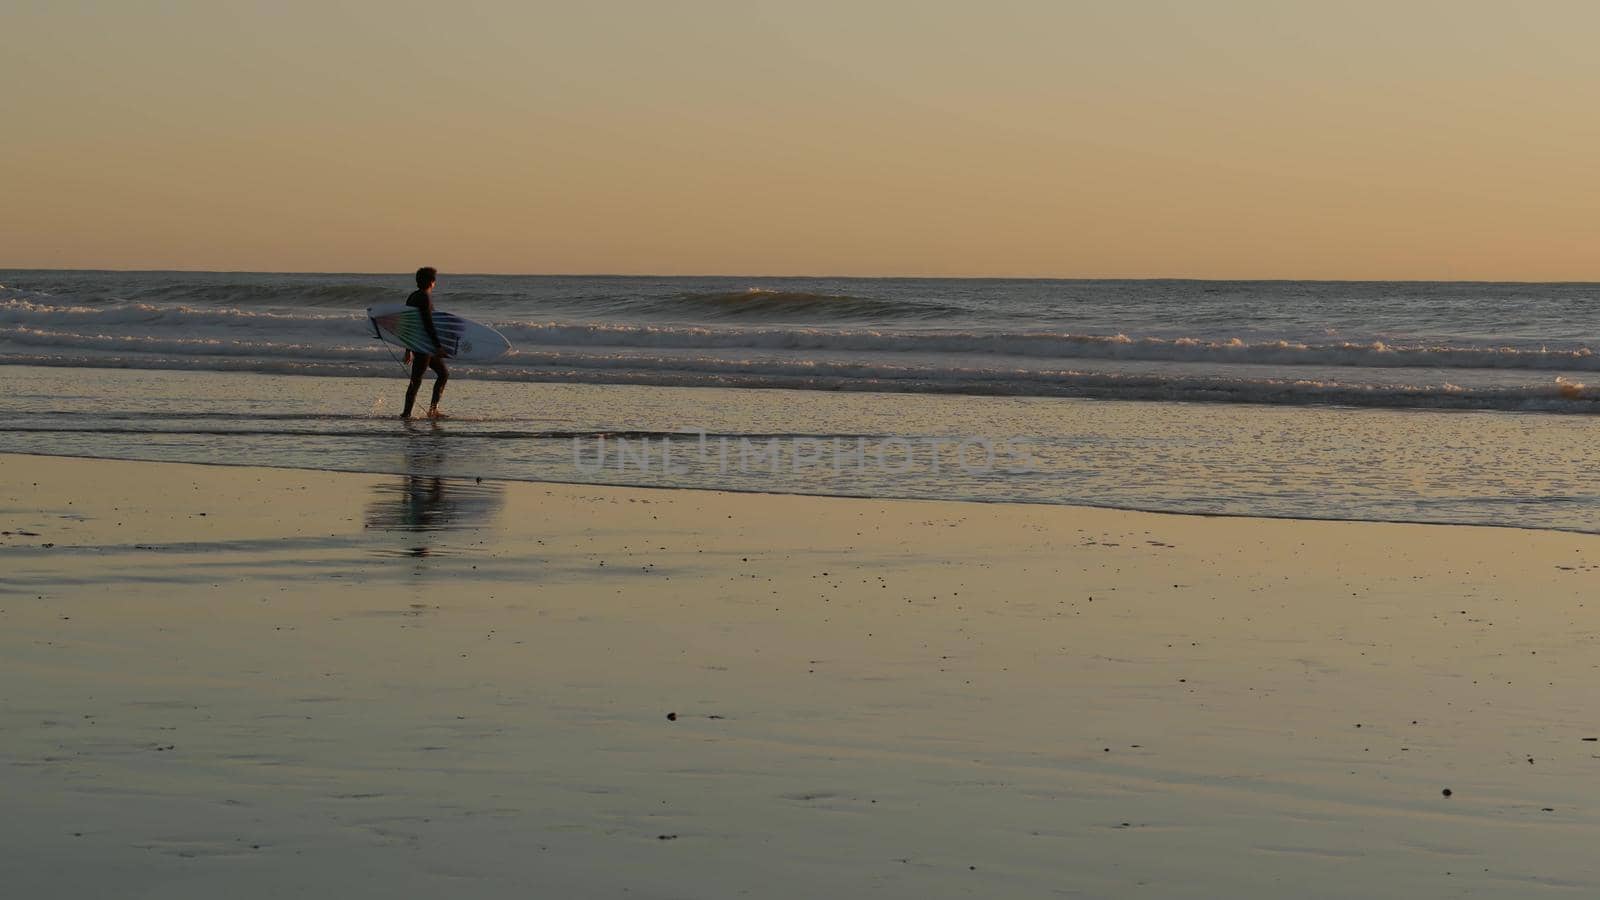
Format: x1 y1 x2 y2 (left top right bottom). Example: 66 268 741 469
427 408 449 420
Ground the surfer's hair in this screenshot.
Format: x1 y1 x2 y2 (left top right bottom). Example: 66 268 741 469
415 267 437 288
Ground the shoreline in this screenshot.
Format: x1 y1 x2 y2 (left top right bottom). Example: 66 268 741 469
5 447 1598 539
5 357 1600 416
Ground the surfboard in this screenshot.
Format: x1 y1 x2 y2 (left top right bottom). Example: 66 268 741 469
367 303 511 361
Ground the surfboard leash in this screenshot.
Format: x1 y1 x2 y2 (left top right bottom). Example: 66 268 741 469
372 317 412 373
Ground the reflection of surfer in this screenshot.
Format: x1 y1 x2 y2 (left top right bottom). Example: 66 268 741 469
401 266 451 420
401 474 447 531
362 468 506 555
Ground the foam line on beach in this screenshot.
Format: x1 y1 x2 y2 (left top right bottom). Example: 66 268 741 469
4 351 1598 412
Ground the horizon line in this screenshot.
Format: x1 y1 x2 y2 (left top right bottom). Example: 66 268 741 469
3 266 1598 286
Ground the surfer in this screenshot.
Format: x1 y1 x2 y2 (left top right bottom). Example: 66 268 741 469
400 266 450 419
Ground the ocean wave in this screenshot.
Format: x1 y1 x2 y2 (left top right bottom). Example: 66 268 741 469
0 281 400 309
10 296 1600 373
0 296 355 327
127 282 399 309
0 324 394 360
488 322 1600 371
6 347 1599 413
9 280 1600 413
2 278 969 321
648 288 966 321
12 293 1600 373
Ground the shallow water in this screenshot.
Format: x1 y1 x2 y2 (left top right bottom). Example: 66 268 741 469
4 366 1597 533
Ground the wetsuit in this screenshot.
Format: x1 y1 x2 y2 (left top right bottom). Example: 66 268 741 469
401 288 449 417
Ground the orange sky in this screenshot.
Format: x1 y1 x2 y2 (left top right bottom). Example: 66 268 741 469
4 1 1598 279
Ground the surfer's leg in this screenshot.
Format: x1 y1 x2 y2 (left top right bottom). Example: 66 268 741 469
402 353 430 418
428 356 450 415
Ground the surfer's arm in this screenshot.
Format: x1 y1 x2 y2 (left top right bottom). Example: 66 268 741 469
419 298 447 355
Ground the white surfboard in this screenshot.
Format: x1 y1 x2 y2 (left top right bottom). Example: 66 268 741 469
367 303 511 361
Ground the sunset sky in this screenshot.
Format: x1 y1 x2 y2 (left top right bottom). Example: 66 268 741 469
5 1 1598 279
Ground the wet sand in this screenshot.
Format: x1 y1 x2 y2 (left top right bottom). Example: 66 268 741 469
4 453 1598 898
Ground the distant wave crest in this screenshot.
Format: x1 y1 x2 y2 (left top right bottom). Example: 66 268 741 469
655 288 965 321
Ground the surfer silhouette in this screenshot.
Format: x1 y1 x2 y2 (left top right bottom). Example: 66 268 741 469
400 266 450 419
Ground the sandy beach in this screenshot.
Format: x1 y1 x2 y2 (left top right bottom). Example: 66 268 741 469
2 452 1596 897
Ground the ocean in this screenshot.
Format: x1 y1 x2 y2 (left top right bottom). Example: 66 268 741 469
3 270 1598 532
